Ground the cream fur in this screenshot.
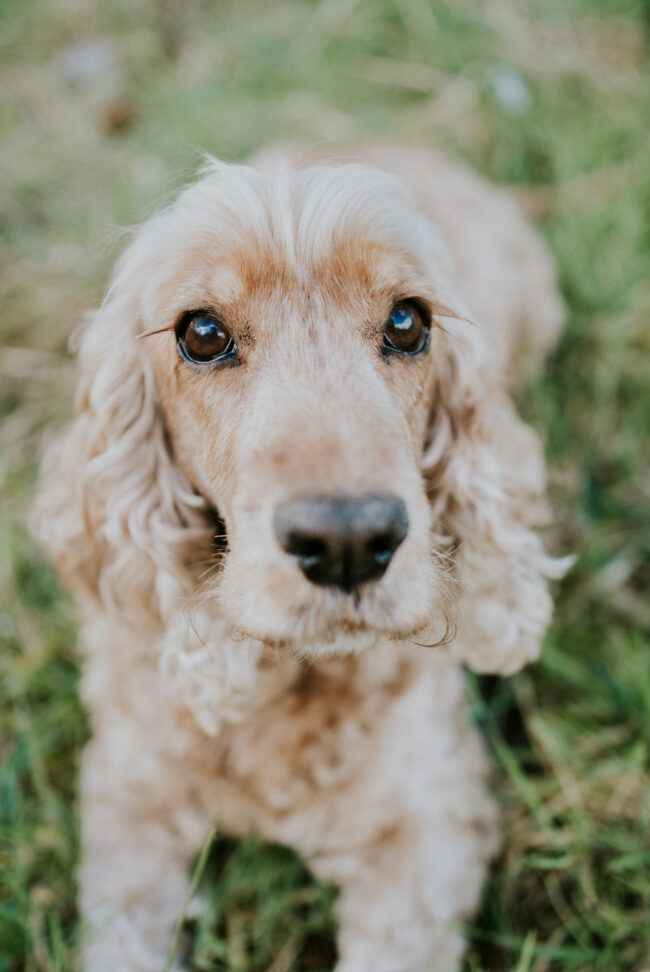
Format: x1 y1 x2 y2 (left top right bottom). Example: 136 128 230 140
32 143 565 971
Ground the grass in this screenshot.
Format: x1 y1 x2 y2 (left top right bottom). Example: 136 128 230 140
1 0 649 969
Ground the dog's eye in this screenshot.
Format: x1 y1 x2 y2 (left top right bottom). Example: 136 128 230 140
176 313 237 365
382 301 429 356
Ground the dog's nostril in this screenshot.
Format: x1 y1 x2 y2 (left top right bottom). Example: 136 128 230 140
367 534 394 563
274 494 408 592
287 534 328 562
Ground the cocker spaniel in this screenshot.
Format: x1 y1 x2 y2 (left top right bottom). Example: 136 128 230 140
33 143 566 971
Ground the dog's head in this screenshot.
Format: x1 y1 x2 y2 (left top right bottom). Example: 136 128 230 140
34 156 558 674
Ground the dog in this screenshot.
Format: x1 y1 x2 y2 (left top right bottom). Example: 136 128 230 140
33 142 566 971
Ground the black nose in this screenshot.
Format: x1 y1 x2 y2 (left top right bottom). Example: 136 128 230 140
274 494 408 592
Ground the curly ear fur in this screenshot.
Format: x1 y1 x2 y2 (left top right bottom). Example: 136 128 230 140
31 281 210 624
423 313 565 676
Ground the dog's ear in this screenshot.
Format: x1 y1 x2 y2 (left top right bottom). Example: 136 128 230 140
423 312 565 675
31 266 210 621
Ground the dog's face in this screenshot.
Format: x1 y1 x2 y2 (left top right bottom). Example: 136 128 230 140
137 161 457 655
35 153 556 676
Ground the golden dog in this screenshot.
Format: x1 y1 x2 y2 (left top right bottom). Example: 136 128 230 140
34 143 565 971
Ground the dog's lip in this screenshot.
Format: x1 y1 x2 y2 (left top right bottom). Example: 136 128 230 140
233 619 370 650
232 615 432 651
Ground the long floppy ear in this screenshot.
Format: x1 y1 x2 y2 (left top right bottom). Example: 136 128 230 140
31 272 211 623
423 312 566 676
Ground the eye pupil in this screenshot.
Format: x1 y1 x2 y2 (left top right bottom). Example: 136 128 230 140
177 313 236 365
383 301 428 355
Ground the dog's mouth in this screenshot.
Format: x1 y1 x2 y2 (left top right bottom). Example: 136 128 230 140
237 617 451 662
196 502 448 657
247 624 382 659
235 609 448 660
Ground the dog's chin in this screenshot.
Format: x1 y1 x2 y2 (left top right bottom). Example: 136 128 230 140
230 619 384 659
289 626 382 660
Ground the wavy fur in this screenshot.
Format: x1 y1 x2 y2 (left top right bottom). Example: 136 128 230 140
32 143 565 972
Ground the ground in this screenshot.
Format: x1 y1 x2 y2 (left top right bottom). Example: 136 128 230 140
0 0 649 970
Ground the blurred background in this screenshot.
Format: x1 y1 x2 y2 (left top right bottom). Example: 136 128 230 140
1 0 649 969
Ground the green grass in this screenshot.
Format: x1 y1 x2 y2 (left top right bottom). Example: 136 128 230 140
1 0 649 969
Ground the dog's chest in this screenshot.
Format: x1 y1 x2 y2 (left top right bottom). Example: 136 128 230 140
179 646 417 820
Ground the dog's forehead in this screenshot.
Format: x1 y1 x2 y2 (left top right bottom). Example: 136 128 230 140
207 236 408 314
184 157 415 256
160 160 429 329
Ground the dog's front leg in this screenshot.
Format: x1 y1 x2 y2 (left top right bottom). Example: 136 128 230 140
280 661 500 972
313 812 488 972
314 767 498 972
77 726 208 972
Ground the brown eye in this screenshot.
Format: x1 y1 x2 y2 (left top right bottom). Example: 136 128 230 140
382 301 429 356
176 313 237 365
